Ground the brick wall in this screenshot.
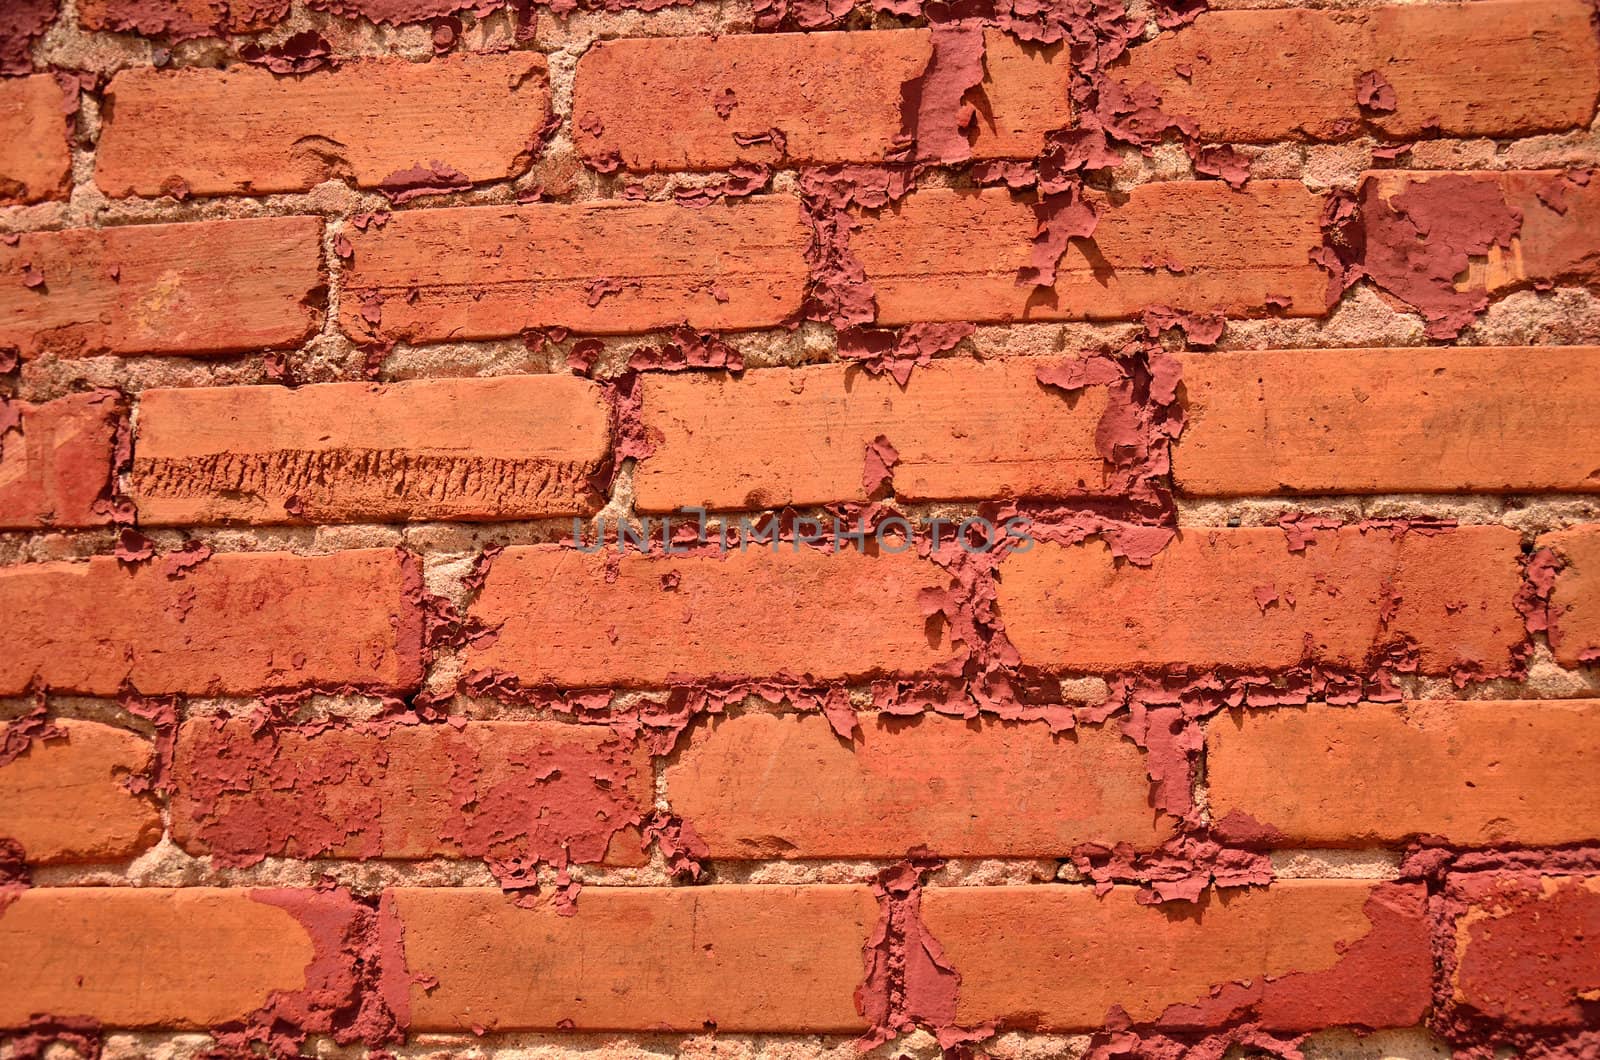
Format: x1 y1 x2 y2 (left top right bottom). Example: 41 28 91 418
2 0 1599 1057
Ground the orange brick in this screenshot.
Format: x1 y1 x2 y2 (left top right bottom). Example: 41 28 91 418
465 545 953 688
0 888 318 1027
1543 525 1600 667
1208 701 1600 847
0 391 120 529
0 74 71 206
1114 0 1599 142
1360 170 1600 298
340 197 808 342
1174 347 1600 496
1451 873 1600 1028
666 713 1171 858
922 881 1431 1030
77 0 283 36
131 375 610 525
0 549 422 697
574 29 1068 170
0 217 323 360
0 718 162 863
852 182 1325 325
635 357 1113 512
172 718 651 866
96 53 549 198
997 526 1524 674
392 885 876 1031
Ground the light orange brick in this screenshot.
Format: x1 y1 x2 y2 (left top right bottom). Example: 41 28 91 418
0 73 71 206
1543 525 1600 667
0 391 120 529
0 718 162 863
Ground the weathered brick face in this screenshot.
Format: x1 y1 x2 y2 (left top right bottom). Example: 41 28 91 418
2 0 1599 1056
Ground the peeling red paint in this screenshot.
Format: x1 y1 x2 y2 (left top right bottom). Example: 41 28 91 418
856 860 964 1049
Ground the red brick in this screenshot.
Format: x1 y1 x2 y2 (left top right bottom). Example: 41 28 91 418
0 548 422 697
1543 525 1600 667
997 526 1524 674
0 391 120 529
1359 170 1600 300
171 718 651 866
1174 347 1600 496
77 0 284 37
1450 873 1600 1028
1114 0 1599 143
465 545 952 689
0 718 162 863
339 197 807 343
131 375 610 525
852 182 1325 325
921 881 1431 1030
666 712 1171 858
0 73 71 206
635 357 1114 512
0 217 323 360
0 888 319 1027
574 29 1068 171
392 885 876 1031
1208 701 1600 848
97 53 549 199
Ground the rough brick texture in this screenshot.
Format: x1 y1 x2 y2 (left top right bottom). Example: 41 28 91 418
1115 0 1600 142
854 182 1325 324
3 0 1600 1053
574 29 1069 170
0 719 162 864
666 713 1172 857
1449 873 1600 1029
1208 701 1600 847
465 545 952 688
0 74 71 206
1176 348 1600 495
340 198 808 342
0 549 422 696
921 881 1432 1030
1543 526 1600 667
998 526 1524 674
97 52 550 198
392 886 877 1031
0 217 323 360
636 357 1114 511
171 718 651 865
131 376 610 525
0 390 120 529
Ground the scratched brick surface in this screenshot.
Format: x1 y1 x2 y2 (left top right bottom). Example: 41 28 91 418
1 0 1599 1055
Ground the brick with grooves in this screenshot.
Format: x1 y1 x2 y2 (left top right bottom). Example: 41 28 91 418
635 357 1114 511
1207 701 1600 847
339 198 808 342
853 182 1325 325
131 376 611 525
392 885 877 1031
0 549 422 696
0 217 323 360
665 713 1172 858
921 881 1432 1030
0 391 120 529
574 29 1068 170
0 888 319 1027
1174 347 1600 495
1450 873 1600 1028
96 52 550 198
465 545 952 688
0 718 162 863
171 718 652 865
997 526 1524 674
1114 0 1600 142
1542 525 1600 667
0 73 71 206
